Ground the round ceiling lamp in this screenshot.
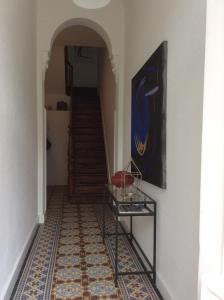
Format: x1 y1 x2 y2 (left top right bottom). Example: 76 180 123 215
72 0 111 9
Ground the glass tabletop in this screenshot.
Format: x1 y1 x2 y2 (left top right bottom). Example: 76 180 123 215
105 184 153 204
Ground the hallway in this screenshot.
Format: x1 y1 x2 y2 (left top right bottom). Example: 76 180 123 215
12 187 161 300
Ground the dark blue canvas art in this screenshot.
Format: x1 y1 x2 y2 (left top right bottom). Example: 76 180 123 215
131 42 167 188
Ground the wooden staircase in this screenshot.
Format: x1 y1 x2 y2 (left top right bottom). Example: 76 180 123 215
68 88 108 203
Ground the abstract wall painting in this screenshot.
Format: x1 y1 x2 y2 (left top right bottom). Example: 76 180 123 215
131 42 167 189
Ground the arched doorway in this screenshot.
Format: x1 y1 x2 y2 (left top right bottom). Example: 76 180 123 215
43 22 117 209
37 17 124 223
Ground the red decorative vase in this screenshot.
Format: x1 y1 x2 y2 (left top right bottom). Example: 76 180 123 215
111 171 134 188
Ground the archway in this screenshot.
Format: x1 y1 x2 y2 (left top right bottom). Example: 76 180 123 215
49 18 113 59
45 20 116 211
37 17 124 223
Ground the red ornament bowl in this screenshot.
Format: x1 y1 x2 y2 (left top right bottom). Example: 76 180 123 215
111 171 134 188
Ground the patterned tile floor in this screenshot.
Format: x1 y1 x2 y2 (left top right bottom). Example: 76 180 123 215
12 186 162 300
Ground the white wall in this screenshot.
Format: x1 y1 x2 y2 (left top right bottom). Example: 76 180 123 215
44 44 70 188
123 1 206 300
45 93 70 110
99 48 116 178
0 0 38 298
199 0 224 292
54 25 105 47
37 0 124 58
47 111 69 186
45 46 65 94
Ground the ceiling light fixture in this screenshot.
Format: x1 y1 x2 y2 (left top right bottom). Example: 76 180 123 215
72 0 111 9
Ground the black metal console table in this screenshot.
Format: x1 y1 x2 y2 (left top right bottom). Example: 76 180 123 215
102 184 157 287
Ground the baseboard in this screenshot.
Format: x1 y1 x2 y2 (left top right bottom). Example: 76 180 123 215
120 219 174 300
2 218 39 300
156 272 175 300
39 213 45 224
120 219 174 299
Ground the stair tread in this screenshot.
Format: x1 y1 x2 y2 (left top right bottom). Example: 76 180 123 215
69 93 108 202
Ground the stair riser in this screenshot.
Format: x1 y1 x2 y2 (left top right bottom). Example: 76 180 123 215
69 94 108 202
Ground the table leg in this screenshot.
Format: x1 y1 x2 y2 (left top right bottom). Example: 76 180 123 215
115 209 118 287
153 203 157 284
130 215 133 243
102 191 106 243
